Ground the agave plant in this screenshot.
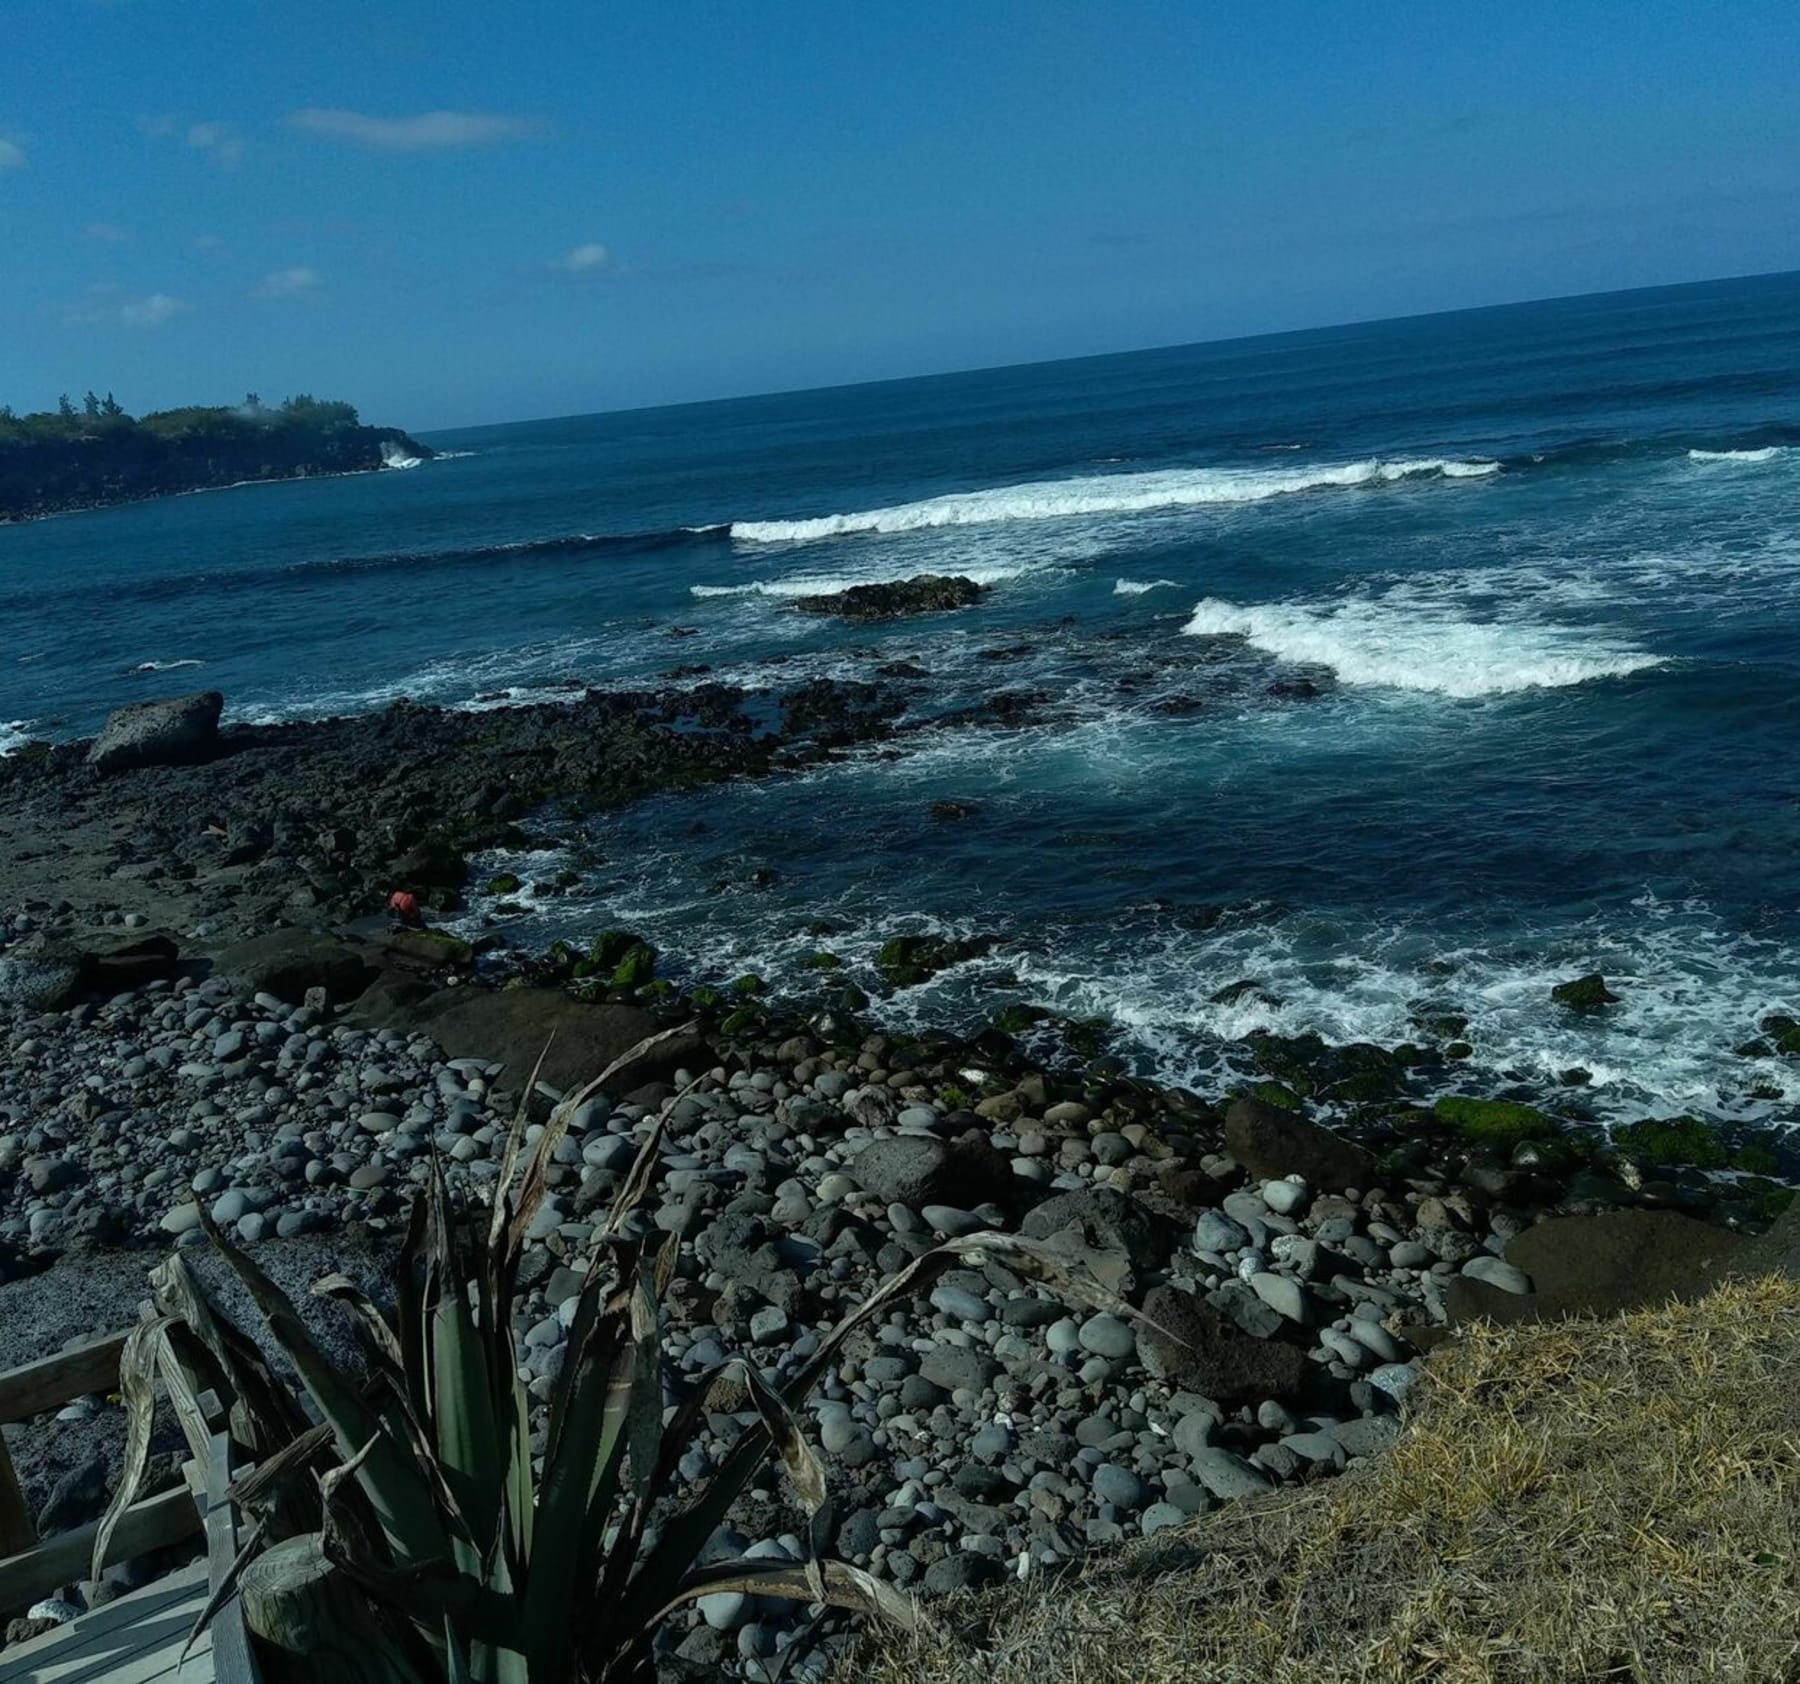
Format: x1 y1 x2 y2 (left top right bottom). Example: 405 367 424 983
101 1028 1139 1682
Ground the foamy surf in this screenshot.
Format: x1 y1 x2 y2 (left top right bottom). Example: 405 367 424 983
1114 578 1180 595
130 658 204 674
0 721 32 756
1184 596 1661 697
380 443 423 469
731 456 1500 543
1688 446 1787 464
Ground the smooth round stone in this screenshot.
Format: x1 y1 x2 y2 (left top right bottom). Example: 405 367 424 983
896 1106 940 1130
1319 1327 1370 1370
929 1285 991 1325
235 1213 269 1244
1045 1317 1082 1356
1261 1178 1310 1216
1091 1463 1146 1510
887 1202 925 1236
1389 1239 1434 1268
697 1590 752 1632
1194 1210 1252 1253
1344 1319 1403 1362
1248 1271 1314 1325
357 1112 401 1136
816 1172 858 1203
919 1204 984 1237
1461 1256 1533 1294
348 1164 387 1191
212 1031 246 1061
1076 1313 1135 1361
210 1189 250 1225
1140 1500 1187 1537
159 1201 203 1236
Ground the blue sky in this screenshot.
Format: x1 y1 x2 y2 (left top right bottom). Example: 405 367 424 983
4 1 1798 429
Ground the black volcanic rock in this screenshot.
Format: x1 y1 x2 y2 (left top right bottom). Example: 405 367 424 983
792 574 987 620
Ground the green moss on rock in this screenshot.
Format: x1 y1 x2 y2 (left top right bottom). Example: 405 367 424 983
1434 1096 1561 1147
798 951 844 971
1612 1116 1730 1171
485 872 523 896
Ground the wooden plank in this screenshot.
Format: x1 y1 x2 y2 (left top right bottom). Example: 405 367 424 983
0 1486 201 1616
197 1429 260 1684
0 1435 33 1557
0 1561 213 1684
0 1334 129 1424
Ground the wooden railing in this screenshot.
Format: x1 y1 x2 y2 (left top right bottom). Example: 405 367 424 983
0 1329 203 1615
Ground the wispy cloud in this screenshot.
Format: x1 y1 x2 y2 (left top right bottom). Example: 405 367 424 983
84 221 131 243
554 241 610 275
61 284 188 329
287 108 532 152
0 140 25 171
187 121 245 167
255 264 321 299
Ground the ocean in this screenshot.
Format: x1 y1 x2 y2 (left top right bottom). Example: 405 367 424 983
6 271 1800 1125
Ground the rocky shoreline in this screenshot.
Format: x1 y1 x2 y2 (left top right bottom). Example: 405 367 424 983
2 686 1796 1677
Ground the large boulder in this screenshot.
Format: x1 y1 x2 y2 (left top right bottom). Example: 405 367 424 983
213 927 378 1006
0 940 85 1011
1224 1097 1377 1193
1446 1209 1751 1326
1019 1185 1174 1269
86 690 223 773
383 985 705 1096
1136 1283 1310 1404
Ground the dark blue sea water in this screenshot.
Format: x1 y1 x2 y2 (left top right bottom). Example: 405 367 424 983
6 272 1800 1123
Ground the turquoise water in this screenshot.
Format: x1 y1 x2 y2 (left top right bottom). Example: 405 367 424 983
6 271 1800 1121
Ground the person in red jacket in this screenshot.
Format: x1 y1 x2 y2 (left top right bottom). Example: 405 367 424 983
387 889 423 929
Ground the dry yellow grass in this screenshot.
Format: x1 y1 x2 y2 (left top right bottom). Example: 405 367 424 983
863 1276 1800 1684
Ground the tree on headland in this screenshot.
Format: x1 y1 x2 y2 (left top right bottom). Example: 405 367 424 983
0 390 426 519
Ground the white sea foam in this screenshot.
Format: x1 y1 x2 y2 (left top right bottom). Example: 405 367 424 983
691 562 1028 600
130 658 204 674
1183 596 1660 697
0 720 32 756
380 443 423 469
1113 577 1180 596
1688 446 1786 464
731 457 1500 543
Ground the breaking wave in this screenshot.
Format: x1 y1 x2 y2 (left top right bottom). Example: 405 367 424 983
1688 446 1788 464
1114 578 1180 596
129 658 204 674
1183 596 1662 698
730 457 1501 543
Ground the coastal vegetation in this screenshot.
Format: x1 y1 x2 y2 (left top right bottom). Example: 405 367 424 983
0 391 431 520
865 1273 1800 1684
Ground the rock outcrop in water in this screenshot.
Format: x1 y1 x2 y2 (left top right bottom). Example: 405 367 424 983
792 573 987 619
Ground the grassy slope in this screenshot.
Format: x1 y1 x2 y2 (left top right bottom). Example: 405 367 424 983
866 1276 1800 1684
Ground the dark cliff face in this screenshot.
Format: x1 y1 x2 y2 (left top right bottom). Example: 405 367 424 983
0 420 434 521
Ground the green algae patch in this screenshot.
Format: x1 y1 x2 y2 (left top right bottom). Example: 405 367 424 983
1434 1095 1562 1147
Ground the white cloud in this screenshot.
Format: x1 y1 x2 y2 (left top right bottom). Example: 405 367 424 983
0 140 24 171
119 292 186 327
556 241 610 274
84 221 131 243
256 265 321 299
287 107 532 151
62 286 188 329
186 121 244 167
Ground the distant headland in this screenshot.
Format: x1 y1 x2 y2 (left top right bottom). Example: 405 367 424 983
0 391 434 522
